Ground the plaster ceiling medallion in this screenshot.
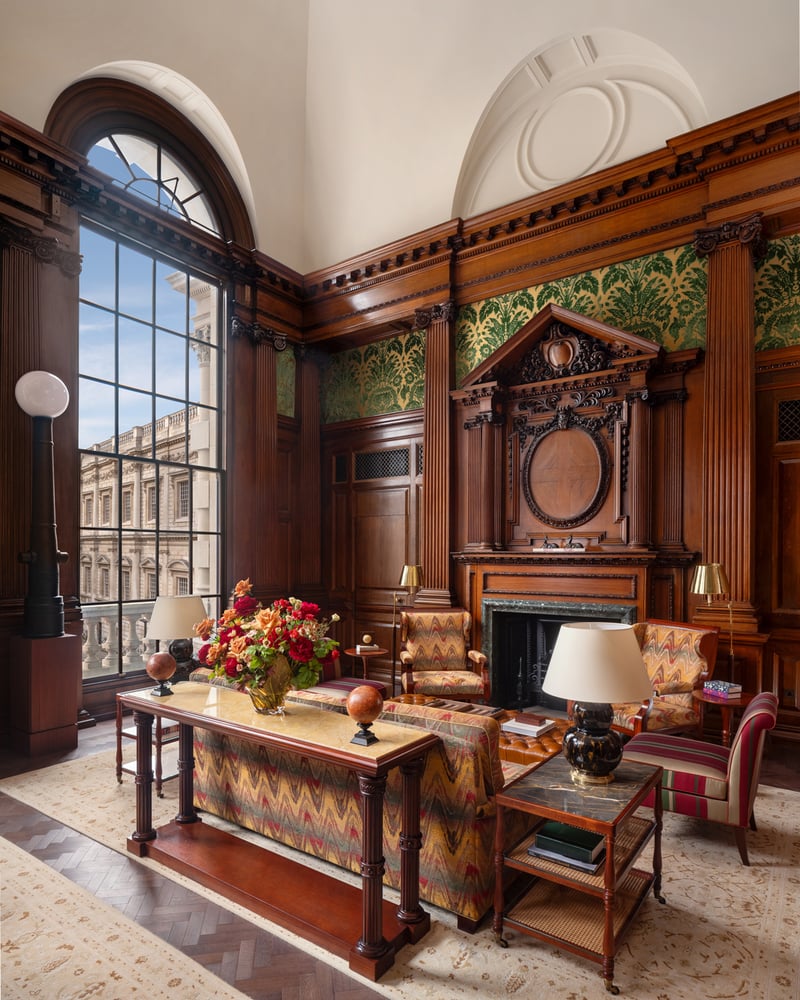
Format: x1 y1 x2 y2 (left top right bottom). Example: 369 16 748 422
453 29 707 219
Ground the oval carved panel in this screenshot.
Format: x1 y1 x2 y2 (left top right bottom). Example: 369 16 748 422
522 425 609 528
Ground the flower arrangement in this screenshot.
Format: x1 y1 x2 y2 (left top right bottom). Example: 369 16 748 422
194 579 340 691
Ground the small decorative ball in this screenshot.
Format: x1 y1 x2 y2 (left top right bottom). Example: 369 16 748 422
361 634 373 645
346 685 384 725
146 651 176 683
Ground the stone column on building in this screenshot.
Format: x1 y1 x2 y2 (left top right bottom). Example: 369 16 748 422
413 301 455 607
692 213 765 639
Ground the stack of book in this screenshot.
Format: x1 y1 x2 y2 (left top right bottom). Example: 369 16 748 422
500 712 556 738
703 679 743 699
527 820 606 873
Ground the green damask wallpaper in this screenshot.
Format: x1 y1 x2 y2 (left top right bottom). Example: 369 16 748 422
318 236 800 423
277 347 296 417
320 331 425 423
455 246 707 383
755 234 800 349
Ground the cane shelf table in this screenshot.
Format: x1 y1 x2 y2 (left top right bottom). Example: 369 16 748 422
119 681 439 981
493 753 665 994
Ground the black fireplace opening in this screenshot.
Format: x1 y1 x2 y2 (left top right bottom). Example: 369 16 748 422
482 600 636 711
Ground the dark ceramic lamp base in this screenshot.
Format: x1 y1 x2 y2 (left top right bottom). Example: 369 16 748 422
563 701 623 785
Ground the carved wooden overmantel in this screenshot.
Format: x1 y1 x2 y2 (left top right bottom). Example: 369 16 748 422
452 304 701 634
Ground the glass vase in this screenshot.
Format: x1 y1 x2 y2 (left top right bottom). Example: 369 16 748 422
247 655 293 715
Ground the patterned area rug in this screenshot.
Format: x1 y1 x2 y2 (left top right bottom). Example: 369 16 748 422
1 749 799 1000
0 835 250 1000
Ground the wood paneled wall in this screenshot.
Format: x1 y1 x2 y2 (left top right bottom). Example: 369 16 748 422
1 93 799 731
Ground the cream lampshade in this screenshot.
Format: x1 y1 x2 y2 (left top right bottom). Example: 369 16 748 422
145 595 208 696
543 622 651 785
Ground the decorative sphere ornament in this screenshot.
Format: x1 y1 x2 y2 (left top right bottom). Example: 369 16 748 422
146 651 176 697
346 685 384 745
362 633 373 645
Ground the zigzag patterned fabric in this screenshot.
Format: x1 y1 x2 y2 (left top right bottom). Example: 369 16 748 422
192 695 529 925
402 611 470 671
613 621 712 732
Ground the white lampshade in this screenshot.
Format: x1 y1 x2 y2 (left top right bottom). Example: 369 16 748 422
15 370 70 418
542 622 652 704
147 595 208 640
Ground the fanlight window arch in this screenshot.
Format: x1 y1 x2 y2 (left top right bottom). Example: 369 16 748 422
88 133 220 236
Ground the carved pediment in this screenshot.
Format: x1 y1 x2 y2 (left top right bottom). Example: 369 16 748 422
460 303 662 390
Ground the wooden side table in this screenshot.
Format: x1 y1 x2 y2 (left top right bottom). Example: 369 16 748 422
692 689 754 747
494 753 664 994
344 647 388 682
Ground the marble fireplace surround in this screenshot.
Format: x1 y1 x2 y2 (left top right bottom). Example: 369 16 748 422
482 598 637 710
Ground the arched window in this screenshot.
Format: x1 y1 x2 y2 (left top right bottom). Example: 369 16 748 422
47 78 249 683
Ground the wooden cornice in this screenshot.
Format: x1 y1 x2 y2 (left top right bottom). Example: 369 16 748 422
301 94 800 345
302 219 460 347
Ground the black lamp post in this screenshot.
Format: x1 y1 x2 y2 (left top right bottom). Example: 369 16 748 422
15 370 70 639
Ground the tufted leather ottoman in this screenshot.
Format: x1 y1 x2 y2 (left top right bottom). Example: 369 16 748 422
497 718 569 764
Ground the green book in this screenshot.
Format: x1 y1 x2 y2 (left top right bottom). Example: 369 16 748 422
534 821 605 863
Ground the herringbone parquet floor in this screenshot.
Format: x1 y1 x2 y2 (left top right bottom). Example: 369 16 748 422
0 719 384 1000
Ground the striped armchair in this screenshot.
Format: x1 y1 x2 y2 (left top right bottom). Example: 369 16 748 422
622 692 778 864
399 610 490 702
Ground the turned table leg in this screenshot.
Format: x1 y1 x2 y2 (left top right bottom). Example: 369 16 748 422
353 772 391 965
175 722 199 824
127 709 156 855
396 755 430 938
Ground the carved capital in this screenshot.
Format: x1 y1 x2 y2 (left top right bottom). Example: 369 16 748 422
464 410 504 430
0 216 81 277
693 212 767 261
230 315 287 350
414 300 455 329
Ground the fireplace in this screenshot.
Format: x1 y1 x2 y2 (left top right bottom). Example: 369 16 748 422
481 599 636 710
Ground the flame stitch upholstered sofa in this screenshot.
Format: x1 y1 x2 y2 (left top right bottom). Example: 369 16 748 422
187 670 532 931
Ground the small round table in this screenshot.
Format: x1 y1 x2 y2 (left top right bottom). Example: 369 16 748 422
692 689 753 747
344 646 388 682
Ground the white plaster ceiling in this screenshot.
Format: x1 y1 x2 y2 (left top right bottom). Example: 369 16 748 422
453 29 708 218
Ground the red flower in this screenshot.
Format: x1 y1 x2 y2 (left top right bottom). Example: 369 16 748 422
288 636 314 662
224 657 239 677
198 643 210 664
234 595 258 615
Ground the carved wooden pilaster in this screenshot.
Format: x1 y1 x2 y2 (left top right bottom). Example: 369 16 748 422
461 398 504 551
1 241 39 604
295 346 322 589
414 301 455 606
658 390 688 550
226 328 280 591
626 392 652 547
693 213 764 633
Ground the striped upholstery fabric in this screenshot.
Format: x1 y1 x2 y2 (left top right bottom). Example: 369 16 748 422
612 619 719 735
399 610 490 702
623 692 778 863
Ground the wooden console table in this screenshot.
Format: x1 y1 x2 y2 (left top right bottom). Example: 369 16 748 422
119 681 439 981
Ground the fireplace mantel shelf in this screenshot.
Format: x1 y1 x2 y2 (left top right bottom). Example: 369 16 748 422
453 550 692 566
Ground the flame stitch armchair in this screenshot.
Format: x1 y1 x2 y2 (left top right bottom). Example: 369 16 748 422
623 692 778 865
399 609 490 703
612 619 719 736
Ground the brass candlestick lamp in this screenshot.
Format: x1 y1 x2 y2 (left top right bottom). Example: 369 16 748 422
691 562 735 671
391 564 423 696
